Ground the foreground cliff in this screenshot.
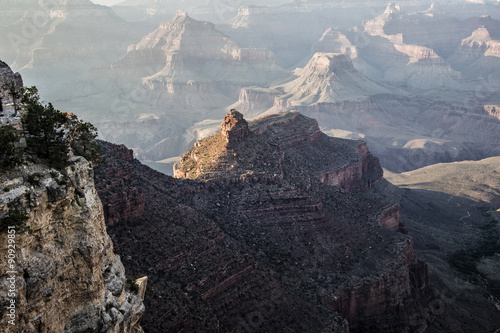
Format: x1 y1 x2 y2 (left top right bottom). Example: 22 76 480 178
96 110 432 332
0 157 145 332
0 62 145 332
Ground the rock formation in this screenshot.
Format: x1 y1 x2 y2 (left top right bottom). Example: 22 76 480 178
93 143 145 226
448 26 500 78
0 63 145 332
0 156 145 332
97 110 433 332
220 109 251 147
58 10 288 164
0 61 23 120
312 28 358 58
271 53 392 108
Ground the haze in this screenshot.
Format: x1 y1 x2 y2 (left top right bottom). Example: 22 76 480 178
1 0 500 332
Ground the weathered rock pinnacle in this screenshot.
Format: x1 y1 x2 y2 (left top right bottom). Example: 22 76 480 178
221 109 250 146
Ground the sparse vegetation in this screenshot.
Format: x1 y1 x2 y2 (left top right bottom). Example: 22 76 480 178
27 173 42 186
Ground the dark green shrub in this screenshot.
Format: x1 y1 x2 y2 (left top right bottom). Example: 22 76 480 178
69 119 101 165
21 86 102 168
0 124 23 168
27 173 42 186
22 87 69 169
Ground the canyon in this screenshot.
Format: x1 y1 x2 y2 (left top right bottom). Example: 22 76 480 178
1 1 500 331
95 110 437 332
4 1 499 174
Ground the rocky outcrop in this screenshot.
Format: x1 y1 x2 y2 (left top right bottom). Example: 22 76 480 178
0 75 146 333
377 203 403 231
484 105 500 121
456 27 500 58
312 28 358 58
175 110 383 191
448 26 500 78
0 61 23 120
0 155 145 332
220 109 250 147
97 108 433 332
229 86 281 119
318 141 383 191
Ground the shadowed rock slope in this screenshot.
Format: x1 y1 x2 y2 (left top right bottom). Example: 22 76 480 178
378 157 500 332
95 111 433 332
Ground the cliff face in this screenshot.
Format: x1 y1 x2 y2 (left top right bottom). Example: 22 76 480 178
0 61 23 119
98 111 431 332
94 144 145 226
0 156 145 332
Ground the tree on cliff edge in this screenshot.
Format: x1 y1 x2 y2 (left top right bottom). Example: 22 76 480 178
21 86 100 169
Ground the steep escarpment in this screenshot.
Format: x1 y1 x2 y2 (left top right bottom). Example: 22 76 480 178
0 63 145 332
97 111 432 332
94 144 145 226
97 142 350 333
0 156 145 333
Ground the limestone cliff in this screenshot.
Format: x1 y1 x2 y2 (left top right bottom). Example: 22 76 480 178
0 154 145 333
93 144 145 226
0 61 145 331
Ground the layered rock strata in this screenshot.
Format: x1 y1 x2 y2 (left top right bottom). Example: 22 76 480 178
94 143 145 226
97 111 432 332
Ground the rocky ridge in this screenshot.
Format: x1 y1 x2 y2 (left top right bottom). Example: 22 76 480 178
97 110 433 332
0 61 23 122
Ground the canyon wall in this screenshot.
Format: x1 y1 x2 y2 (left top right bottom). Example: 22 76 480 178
94 144 145 226
0 156 145 332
